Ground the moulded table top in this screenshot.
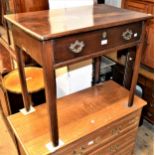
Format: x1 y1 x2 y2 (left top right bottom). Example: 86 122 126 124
4 4 152 41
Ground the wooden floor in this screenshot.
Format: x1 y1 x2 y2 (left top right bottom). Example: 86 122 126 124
0 110 18 155
0 108 153 155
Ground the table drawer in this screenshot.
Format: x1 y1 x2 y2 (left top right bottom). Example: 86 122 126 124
53 110 141 155
90 128 136 155
53 22 142 64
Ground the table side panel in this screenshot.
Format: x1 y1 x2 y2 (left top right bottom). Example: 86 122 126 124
12 26 43 65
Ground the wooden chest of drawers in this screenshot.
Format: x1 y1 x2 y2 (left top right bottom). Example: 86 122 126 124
8 81 146 155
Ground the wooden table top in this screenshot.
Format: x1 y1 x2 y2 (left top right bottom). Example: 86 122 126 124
5 4 152 40
8 81 146 155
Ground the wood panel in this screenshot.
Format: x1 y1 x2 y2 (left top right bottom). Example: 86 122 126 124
122 0 154 68
0 42 13 74
124 1 149 13
9 0 15 13
142 20 154 68
12 0 49 13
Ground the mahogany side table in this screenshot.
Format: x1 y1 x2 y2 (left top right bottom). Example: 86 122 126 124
5 4 152 154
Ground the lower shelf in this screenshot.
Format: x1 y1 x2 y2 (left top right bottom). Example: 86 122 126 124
8 80 146 155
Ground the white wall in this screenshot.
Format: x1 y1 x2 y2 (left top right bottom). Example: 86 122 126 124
105 0 122 7
49 0 94 9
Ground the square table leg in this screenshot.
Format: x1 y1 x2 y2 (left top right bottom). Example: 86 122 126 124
40 41 59 147
128 21 146 107
15 46 31 111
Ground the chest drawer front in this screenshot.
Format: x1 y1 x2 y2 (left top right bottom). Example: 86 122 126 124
126 1 149 13
53 22 142 65
90 128 136 155
52 110 141 155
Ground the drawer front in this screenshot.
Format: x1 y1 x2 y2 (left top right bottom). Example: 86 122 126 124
116 143 135 155
53 110 141 155
53 22 142 64
147 3 154 15
90 128 136 155
126 1 149 13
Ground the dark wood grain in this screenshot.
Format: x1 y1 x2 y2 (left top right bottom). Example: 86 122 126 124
4 4 152 40
14 46 31 111
123 48 136 89
92 57 101 85
128 21 146 107
12 0 49 13
41 41 59 146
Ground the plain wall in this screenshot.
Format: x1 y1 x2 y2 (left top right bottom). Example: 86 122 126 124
105 0 122 7
49 0 94 9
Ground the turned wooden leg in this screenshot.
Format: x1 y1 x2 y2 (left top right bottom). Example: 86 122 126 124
15 46 31 111
92 57 102 85
128 21 146 107
123 48 136 90
41 41 59 146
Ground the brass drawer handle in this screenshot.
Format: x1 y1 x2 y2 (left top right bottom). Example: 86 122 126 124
72 150 83 155
109 144 120 153
72 138 99 155
72 146 86 155
122 29 133 41
111 125 122 135
69 40 85 54
128 117 139 125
